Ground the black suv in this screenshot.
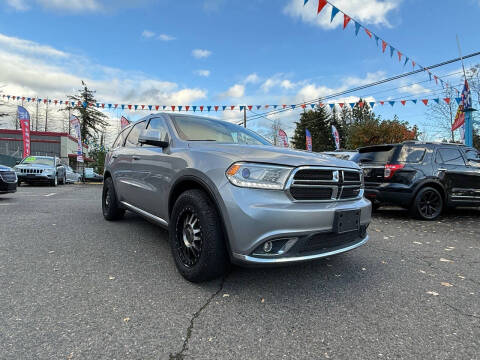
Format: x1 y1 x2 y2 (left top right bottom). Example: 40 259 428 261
353 142 480 220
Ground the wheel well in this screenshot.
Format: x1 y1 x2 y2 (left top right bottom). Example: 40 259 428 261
104 171 111 180
414 182 446 204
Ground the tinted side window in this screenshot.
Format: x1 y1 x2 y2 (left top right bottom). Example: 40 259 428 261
398 146 426 163
437 148 465 166
113 128 129 148
125 121 146 147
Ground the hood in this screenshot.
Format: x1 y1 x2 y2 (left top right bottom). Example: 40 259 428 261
15 163 55 170
188 143 359 169
0 165 13 172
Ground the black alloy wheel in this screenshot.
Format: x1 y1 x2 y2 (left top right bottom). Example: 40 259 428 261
102 177 125 220
175 208 203 268
411 187 443 220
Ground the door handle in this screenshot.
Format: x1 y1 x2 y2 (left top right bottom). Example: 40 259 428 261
438 168 447 171
132 156 141 160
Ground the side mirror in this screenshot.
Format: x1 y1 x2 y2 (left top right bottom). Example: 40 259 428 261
138 129 169 148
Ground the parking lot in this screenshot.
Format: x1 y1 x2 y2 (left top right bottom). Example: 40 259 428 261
0 184 479 359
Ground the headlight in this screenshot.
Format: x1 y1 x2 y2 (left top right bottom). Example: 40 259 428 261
43 168 54 174
226 162 293 190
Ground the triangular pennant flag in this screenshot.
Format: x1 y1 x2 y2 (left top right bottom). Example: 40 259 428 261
358 101 364 108
193 106 197 112
310 104 316 109
148 105 152 110
60 101 63 105
185 105 190 111
382 40 387 53
443 98 451 104
163 106 167 110
155 105 159 110
389 101 395 106
96 103 99 108
456 97 462 104
422 99 428 105
411 99 417 104
369 102 375 108
178 106 183 111
141 105 145 110
222 106 227 111
380 101 385 105
291 105 296 109
214 105 219 111
256 105 261 110
364 28 372 38
317 0 327 14
397 51 402 62
27 97 31 102
434 75 438 84
200 106 204 112
349 102 355 109
231 105 235 110
412 60 416 69
374 34 379 47
127 105 132 110
207 106 212 112
273 105 278 109
247 105 253 111
304 0 309 5
240 106 244 111
265 105 270 109
404 56 409 67
300 104 306 109
401 100 406 106
343 14 351 29
389 46 395 58
134 105 138 110
329 103 335 109
83 102 87 108
330 6 340 22
433 98 439 104
54 100 58 105
282 104 287 109
339 103 344 108
354 22 361 36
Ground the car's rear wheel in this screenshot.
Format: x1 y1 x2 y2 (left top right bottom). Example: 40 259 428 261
102 177 125 221
169 189 229 283
410 186 443 220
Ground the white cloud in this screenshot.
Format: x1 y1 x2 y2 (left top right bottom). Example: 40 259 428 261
398 83 431 96
260 75 300 93
158 34 176 41
342 71 386 87
284 0 399 30
5 0 29 11
194 69 211 77
0 33 68 58
220 84 245 98
141 30 155 38
192 49 212 59
244 73 260 84
37 0 101 12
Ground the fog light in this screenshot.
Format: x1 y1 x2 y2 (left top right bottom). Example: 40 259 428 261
263 241 273 253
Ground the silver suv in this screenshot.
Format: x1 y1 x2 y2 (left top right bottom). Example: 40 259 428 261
103 114 371 282
14 156 67 186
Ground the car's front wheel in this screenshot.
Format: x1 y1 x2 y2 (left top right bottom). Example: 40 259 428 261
102 177 125 221
169 189 229 283
410 186 443 220
50 175 58 187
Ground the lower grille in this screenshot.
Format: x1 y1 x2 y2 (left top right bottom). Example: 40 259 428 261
340 187 361 199
290 187 333 201
299 227 366 254
0 171 17 183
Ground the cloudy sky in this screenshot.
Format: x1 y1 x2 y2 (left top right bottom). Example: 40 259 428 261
0 0 479 143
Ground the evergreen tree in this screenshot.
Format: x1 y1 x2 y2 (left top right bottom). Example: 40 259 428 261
291 105 335 152
65 81 109 142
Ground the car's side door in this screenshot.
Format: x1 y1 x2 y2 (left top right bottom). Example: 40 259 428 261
436 147 473 204
462 147 480 203
109 127 132 201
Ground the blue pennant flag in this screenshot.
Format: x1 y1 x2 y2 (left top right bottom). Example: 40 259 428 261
108 104 112 109
222 106 227 111
163 105 167 110
134 105 138 110
148 105 152 110
389 101 395 106
310 104 316 109
369 102 375 108
273 105 278 109
192 106 197 112
82 102 87 108
456 97 462 104
330 6 340 22
304 0 308 5
433 99 440 104
121 104 125 110
329 103 335 109
428 72 432 81
256 105 261 110
38 98 42 102
59 101 63 105
374 34 379 47
207 106 211 112
96 103 100 108
71 101 75 106
349 103 355 109
354 22 361 36
178 106 183 111
411 100 417 104
27 97 31 102
291 105 296 109
404 56 409 66
48 99 52 103
240 106 245 111
389 46 395 58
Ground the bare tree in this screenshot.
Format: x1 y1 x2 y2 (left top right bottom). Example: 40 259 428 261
423 87 459 142
266 119 282 146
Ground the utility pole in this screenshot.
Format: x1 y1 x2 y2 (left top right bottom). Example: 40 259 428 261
243 106 247 128
45 99 48 132
68 108 71 134
36 100 39 131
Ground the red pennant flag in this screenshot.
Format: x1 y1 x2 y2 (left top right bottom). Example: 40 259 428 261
43 99 47 104
443 98 451 104
380 101 385 105
319 103 324 107
358 101 364 108
343 14 351 29
248 105 252 111
230 105 235 110
422 99 428 105
78 101 82 106
128 105 132 110
412 60 416 69
22 97 25 101
301 104 306 109
101 104 105 108
54 100 58 105
364 28 372 38
265 105 269 109
382 40 387 53
434 75 438 84
282 104 287 109
397 51 402 62
185 105 190 111
114 104 118 109
13 96 16 100
317 0 327 14
171 106 175 111
141 105 145 109
401 100 406 106
213 105 218 111
200 106 204 112
155 105 159 110
339 103 344 108
31 98 35 102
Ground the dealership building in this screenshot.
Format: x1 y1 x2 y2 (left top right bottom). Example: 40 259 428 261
0 129 91 169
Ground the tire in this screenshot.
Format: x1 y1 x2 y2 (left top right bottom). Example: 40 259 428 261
50 175 58 187
169 189 229 283
102 177 125 221
410 186 443 221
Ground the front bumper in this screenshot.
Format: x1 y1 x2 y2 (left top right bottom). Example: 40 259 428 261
17 173 54 182
218 183 372 265
364 182 414 207
0 181 17 194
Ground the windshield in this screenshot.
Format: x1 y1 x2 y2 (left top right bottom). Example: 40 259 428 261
172 116 271 146
353 146 396 164
21 156 54 166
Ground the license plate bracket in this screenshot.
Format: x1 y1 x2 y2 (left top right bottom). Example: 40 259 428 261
333 210 360 234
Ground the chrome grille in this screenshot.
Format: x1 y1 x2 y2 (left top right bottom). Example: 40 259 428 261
20 168 43 174
287 167 363 202
0 171 17 183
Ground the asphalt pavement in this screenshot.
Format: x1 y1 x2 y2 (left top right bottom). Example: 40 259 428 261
0 185 478 359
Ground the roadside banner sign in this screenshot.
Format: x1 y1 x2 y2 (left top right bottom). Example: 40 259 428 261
278 129 289 148
18 106 31 158
306 129 312 152
120 116 130 129
331 125 340 150
70 115 84 163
